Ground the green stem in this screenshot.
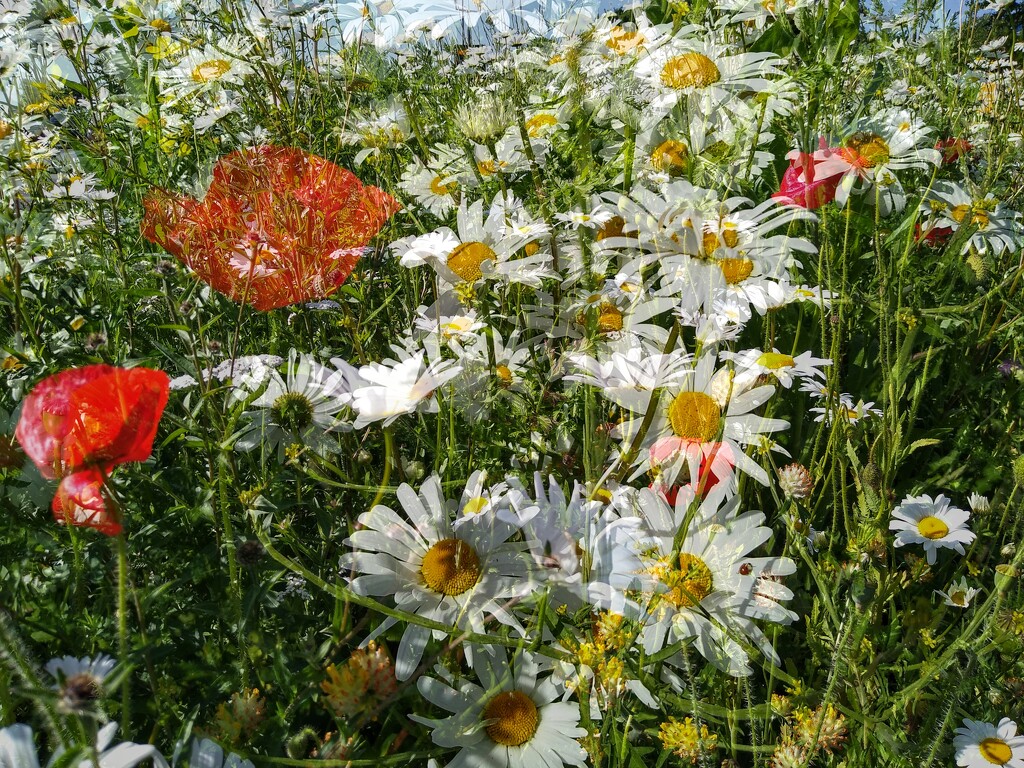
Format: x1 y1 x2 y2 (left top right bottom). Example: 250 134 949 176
369 426 395 511
218 452 247 689
116 532 131 739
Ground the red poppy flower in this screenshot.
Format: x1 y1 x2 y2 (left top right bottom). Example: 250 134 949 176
16 365 170 534
935 138 972 165
141 145 401 311
915 221 953 247
772 148 845 210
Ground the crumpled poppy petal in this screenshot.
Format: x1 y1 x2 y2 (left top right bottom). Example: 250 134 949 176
52 469 121 536
62 367 170 471
15 365 118 478
141 145 401 311
773 149 846 210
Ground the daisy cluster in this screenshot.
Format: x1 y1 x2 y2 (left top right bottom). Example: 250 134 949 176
3 0 1024 764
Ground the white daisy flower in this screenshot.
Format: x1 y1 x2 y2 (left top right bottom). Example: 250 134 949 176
969 493 991 514
954 717 1024 768
409 647 588 768
935 577 980 608
591 484 797 676
720 348 832 389
920 181 1022 256
0 722 169 768
396 192 551 288
564 347 692 401
234 350 358 455
809 395 882 425
336 98 410 165
398 158 460 217
633 31 784 123
889 493 976 565
351 351 462 429
175 738 254 768
504 473 627 610
340 476 536 680
45 654 115 713
615 352 788 486
162 37 253 94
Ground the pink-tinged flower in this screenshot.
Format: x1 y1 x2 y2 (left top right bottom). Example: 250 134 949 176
772 145 845 209
649 439 736 496
53 468 120 535
16 365 170 534
142 145 401 311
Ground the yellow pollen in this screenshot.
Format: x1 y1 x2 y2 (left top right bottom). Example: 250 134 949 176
462 496 489 515
979 737 1012 765
482 690 539 746
951 203 990 229
597 303 623 333
702 231 721 255
525 113 558 137
605 26 645 55
420 538 481 596
651 140 689 175
660 53 721 90
447 241 496 282
597 216 627 241
191 59 232 83
429 175 453 196
756 352 796 370
718 257 754 284
668 391 721 442
478 159 504 176
662 552 715 607
842 132 891 168
917 515 949 540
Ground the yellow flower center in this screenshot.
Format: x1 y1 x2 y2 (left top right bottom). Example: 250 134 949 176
842 132 891 168
524 241 540 256
462 496 489 515
663 553 715 607
525 113 558 137
151 18 171 31
597 303 623 333
951 203 990 230
429 175 454 196
718 257 754 284
495 364 513 386
917 515 949 540
447 241 496 282
979 737 1012 765
191 59 233 83
756 352 796 370
702 231 721 256
482 690 539 746
651 139 689 175
606 26 645 55
668 391 721 442
950 590 967 606
420 538 481 596
597 216 627 241
721 227 739 248
660 53 721 90
478 159 507 176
